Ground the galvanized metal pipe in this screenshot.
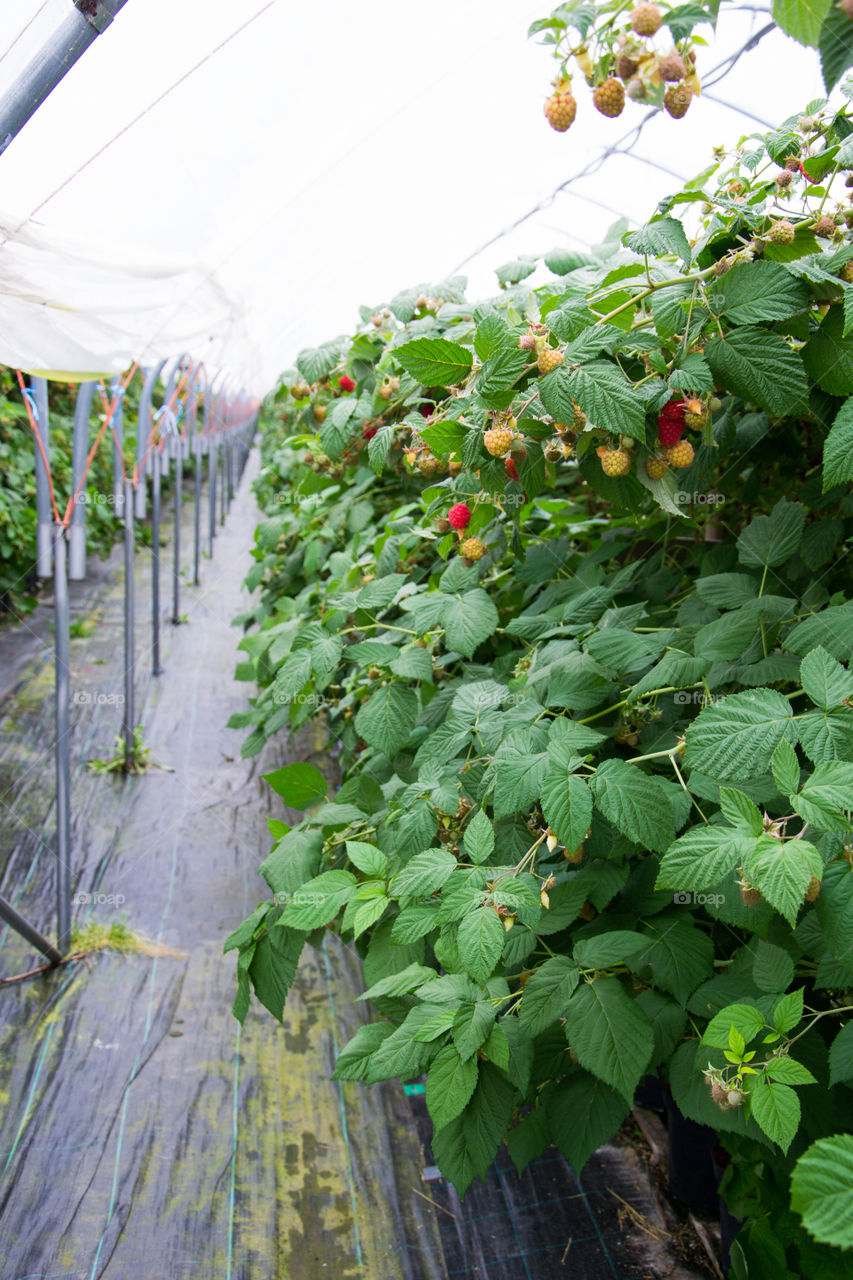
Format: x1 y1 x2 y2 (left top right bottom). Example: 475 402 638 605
135 362 165 519
171 435 181 624
151 447 162 675
0 893 62 966
110 375 124 519
193 439 202 586
31 378 52 578
0 2 130 158
208 440 217 552
69 381 95 580
122 476 135 769
53 523 72 953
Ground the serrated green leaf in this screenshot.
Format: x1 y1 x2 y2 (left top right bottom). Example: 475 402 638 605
548 1070 630 1173
624 217 691 266
395 337 473 386
719 787 765 834
702 1002 766 1048
743 835 823 925
426 1043 479 1131
346 840 389 878
773 0 831 47
539 361 646 440
627 914 715 1004
355 682 418 757
683 688 798 781
432 1062 516 1195
564 977 655 1100
442 589 499 658
706 327 808 416
590 759 675 853
518 956 580 1036
737 499 806 569
656 825 754 892
262 761 327 809
457 904 505 984
774 987 805 1034
393 847 458 899
791 1134 853 1248
541 766 593 854
772 738 801 796
753 940 796 993
828 1021 853 1087
280 869 356 930
463 810 495 865
707 260 810 325
822 398 853 491
750 1078 800 1153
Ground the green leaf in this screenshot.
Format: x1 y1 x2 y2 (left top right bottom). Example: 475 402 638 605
442 589 499 658
785 602 853 662
773 0 831 46
564 977 655 1100
518 956 580 1036
772 738 802 796
828 1021 853 1087
719 787 764 835
248 925 304 1022
280 869 356 930
705 327 808 416
590 759 675 853
702 1002 766 1049
332 1023 396 1081
224 902 270 953
764 1056 817 1085
627 914 715 1004
707 260 810 325
791 1134 853 1249
355 683 418 757
820 5 853 90
804 304 853 395
541 767 593 854
463 810 495 865
358 961 437 1002
426 1044 479 1131
750 1079 800 1153
393 847 458 898
624 217 691 267
489 743 548 820
753 940 796 993
395 337 473 386
743 835 823 925
419 419 468 458
656 825 753 892
574 931 646 968
737 499 806 569
795 762 853 832
506 1108 550 1175
822 399 853 491
269 649 310 701
296 337 346 383
683 688 798 781
495 256 537 286
457 904 505 984
346 840 389 878
539 361 646 440
774 987 805 1034
431 1062 516 1195
453 999 497 1060
262 761 327 809
548 1070 630 1172
799 707 853 764
696 572 759 609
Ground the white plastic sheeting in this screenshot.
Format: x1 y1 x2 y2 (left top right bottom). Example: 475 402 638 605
0 0 825 395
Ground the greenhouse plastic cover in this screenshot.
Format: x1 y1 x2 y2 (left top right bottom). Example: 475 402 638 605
0 0 826 396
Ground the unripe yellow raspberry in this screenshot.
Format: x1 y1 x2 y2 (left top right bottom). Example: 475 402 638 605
460 536 485 561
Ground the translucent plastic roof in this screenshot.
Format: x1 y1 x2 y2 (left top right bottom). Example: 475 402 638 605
0 0 825 394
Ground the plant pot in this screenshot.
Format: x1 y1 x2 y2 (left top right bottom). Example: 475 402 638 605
713 1144 745 1276
664 1093 718 1216
634 1071 667 1114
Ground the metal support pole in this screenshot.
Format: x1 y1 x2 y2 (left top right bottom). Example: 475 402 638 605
0 2 129 157
193 439 202 585
53 524 72 953
31 378 52 577
110 375 124 519
171 438 181 624
220 441 227 526
151 448 162 675
0 893 62 966
136 362 166 519
68 381 95 579
208 440 217 553
122 477 135 769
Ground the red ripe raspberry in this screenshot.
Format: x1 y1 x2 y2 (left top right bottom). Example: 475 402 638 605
363 423 378 441
447 503 472 530
657 399 686 446
506 457 519 482
339 374 356 392
419 403 434 419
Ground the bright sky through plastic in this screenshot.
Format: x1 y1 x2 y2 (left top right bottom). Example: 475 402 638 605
0 0 825 394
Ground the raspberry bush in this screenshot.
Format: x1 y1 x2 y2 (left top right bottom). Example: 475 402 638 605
227 81 853 1277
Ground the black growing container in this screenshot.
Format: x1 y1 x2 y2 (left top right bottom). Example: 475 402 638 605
713 1144 745 1276
664 1091 719 1216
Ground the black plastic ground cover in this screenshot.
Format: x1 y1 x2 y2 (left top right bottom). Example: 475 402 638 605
0 458 445 1280
0 452 707 1280
406 1090 706 1280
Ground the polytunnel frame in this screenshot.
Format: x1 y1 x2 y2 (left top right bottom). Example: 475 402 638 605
1 362 259 965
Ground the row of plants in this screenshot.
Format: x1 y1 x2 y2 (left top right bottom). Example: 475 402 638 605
0 366 185 619
226 66 853 1280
